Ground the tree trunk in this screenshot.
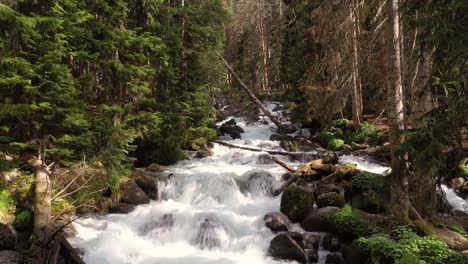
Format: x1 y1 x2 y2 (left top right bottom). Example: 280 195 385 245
216 52 282 127
385 0 411 223
350 0 363 130
27 157 52 244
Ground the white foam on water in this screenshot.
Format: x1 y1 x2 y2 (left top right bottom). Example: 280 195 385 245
71 102 467 263
441 185 468 213
338 154 391 175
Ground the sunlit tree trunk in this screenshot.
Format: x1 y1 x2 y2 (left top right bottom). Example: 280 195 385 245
350 0 362 129
385 0 411 223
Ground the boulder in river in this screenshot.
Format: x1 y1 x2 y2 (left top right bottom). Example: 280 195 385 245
301 206 340 232
325 252 346 264
145 163 166 173
277 124 297 134
316 192 346 208
303 233 321 263
133 171 158 200
269 232 307 263
120 180 150 205
315 184 343 197
238 169 277 197
269 134 294 142
110 203 136 214
322 233 341 252
0 224 16 250
256 154 273 165
193 218 221 250
280 184 315 222
280 140 300 152
264 212 292 232
219 120 244 139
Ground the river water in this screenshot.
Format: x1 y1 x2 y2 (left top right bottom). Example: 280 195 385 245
69 102 465 264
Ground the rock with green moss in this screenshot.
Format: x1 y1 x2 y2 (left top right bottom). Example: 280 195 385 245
269 231 307 263
351 189 384 213
331 205 376 238
280 184 315 222
280 140 300 152
13 210 33 233
316 192 345 208
301 206 340 232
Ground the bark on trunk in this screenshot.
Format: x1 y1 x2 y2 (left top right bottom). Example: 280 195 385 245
216 52 282 127
27 157 52 244
350 0 362 129
385 0 411 222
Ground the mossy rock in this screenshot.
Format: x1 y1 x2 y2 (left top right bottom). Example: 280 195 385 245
280 184 314 222
352 171 386 192
327 138 345 151
13 210 33 233
316 192 345 208
351 189 385 213
330 205 376 239
280 140 300 152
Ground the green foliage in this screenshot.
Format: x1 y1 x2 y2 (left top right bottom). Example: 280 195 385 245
0 188 15 216
327 138 344 150
331 204 376 238
449 224 467 238
345 122 385 145
358 226 468 264
352 171 386 192
14 210 32 227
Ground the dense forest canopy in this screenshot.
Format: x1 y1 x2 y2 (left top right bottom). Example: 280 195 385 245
0 0 467 263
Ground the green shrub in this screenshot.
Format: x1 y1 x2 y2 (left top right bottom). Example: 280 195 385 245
318 131 336 147
358 226 467 264
352 171 386 191
14 210 33 232
346 122 385 145
449 224 467 238
330 119 348 129
331 204 377 238
327 138 345 150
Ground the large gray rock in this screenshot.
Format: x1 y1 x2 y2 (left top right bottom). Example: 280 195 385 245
315 184 343 197
280 184 315 222
325 252 346 264
120 180 150 205
301 206 340 232
0 224 16 250
316 193 346 208
256 154 273 165
0 250 17 264
269 134 294 142
269 232 306 263
134 172 158 200
264 212 292 232
323 233 341 252
303 233 321 263
110 203 136 214
277 124 297 134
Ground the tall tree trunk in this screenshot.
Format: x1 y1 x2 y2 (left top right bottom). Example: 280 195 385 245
27 157 52 244
350 0 362 130
385 0 411 223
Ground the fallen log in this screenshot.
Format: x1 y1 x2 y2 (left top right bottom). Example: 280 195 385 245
272 156 296 172
216 51 282 127
209 140 326 156
60 237 86 264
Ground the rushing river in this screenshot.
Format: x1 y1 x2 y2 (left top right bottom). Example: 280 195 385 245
69 102 465 264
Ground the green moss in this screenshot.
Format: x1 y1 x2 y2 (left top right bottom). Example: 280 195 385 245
449 224 467 238
345 122 385 145
358 226 468 264
280 184 314 222
331 204 376 238
327 138 344 150
52 198 73 214
318 131 336 147
330 119 348 129
352 171 386 192
0 184 15 216
14 210 32 227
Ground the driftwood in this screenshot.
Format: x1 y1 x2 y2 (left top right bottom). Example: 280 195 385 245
216 51 282 127
272 157 296 172
60 237 86 264
209 140 324 156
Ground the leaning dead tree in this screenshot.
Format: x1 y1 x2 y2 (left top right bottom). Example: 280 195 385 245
216 51 282 127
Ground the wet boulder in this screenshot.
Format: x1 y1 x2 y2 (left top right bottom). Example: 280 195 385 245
145 163 166 173
323 233 341 252
301 206 340 232
303 233 321 262
120 180 150 205
316 192 346 208
133 171 158 200
280 140 300 152
277 124 297 134
224 118 237 126
194 147 214 158
110 203 136 214
238 169 277 197
280 184 315 222
269 134 294 142
325 252 346 264
264 212 292 232
269 232 307 263
0 224 16 250
229 129 242 140
315 184 343 198
219 120 244 139
351 189 384 213
143 214 175 238
256 154 273 165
